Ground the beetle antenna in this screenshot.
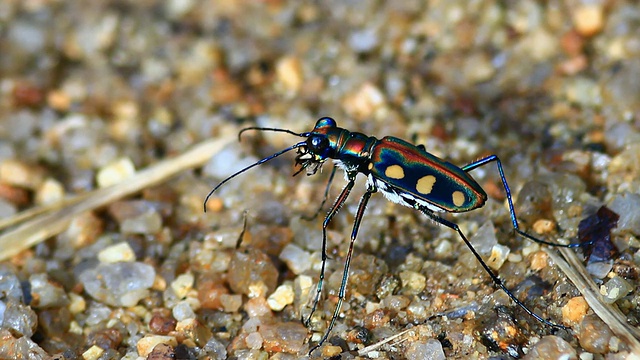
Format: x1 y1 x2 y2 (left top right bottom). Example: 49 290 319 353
203 142 306 212
238 127 310 141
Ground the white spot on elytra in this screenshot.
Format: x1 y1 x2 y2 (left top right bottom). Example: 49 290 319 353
416 175 436 195
384 165 405 179
452 191 465 207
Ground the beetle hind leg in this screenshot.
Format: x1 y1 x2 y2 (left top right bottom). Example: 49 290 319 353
462 155 588 248
417 206 567 330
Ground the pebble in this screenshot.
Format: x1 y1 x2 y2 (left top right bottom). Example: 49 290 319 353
520 29 558 62
96 157 136 188
34 177 65 205
559 54 588 75
203 227 247 251
462 52 495 84
586 261 613 279
69 320 83 335
478 308 525 358
165 0 196 19
376 274 400 300
406 300 428 321
248 199 290 228
1 300 37 337
487 244 510 270
603 117 633 148
203 196 224 213
220 294 243 313
321 345 342 357
0 329 48 360
562 296 589 324
79 262 156 307
530 251 549 271
149 314 177 335
82 345 104 360
152 274 167 292
345 326 369 344
202 143 259 180
242 317 262 333
565 77 602 107
0 186 26 211
470 221 497 255
608 192 640 234
0 159 44 189
363 308 390 330
276 56 303 93
573 4 604 37
560 30 585 56
86 327 122 351
267 283 294 311
170 272 195 299
289 217 322 252
68 293 86 314
579 314 612 354
29 273 69 308
0 268 25 302
293 275 313 305
345 253 388 296
84 303 112 326
204 337 227 360
38 307 72 340
108 200 160 222
145 343 174 360
244 297 272 318
172 300 196 321
58 211 103 249
120 209 163 234
228 249 278 298
245 331 263 350
406 339 446 360
508 253 523 263
433 239 453 259
524 335 577 360
532 219 557 235
197 278 229 310
600 276 633 304
110 102 140 141
258 322 307 353
279 243 311 275
46 89 71 111
381 294 410 312
97 242 136 263
399 271 426 295
342 82 386 120
175 318 213 347
136 335 178 357
349 28 378 53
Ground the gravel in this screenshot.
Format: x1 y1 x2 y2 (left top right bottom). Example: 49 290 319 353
1 0 640 358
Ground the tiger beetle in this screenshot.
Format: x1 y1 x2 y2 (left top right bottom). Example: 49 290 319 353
204 117 581 355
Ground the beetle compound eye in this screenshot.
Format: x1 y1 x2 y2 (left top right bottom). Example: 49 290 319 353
309 135 328 152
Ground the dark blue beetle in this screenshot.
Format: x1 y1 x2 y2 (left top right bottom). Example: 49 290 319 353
205 117 578 354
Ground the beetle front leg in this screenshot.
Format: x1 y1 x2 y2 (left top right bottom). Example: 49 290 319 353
309 183 376 355
303 176 355 327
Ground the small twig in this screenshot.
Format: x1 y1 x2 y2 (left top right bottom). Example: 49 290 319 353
0 132 234 262
236 210 249 249
546 247 640 354
357 328 415 356
0 193 89 230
